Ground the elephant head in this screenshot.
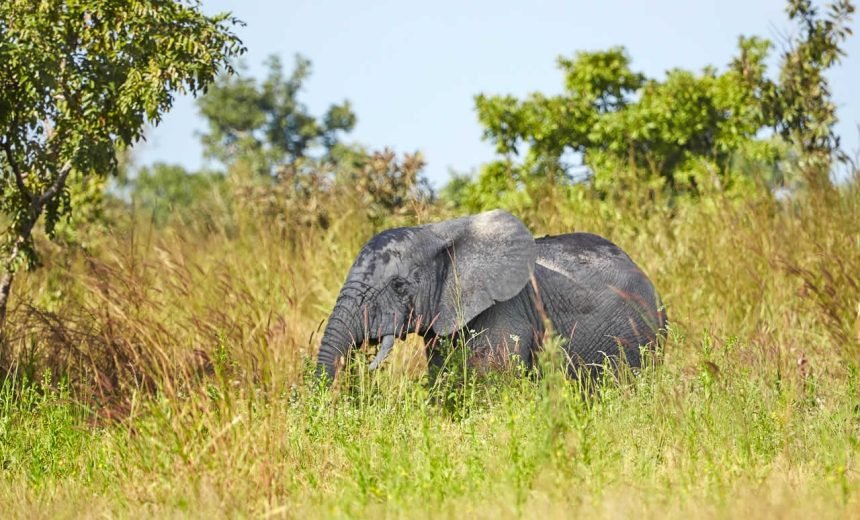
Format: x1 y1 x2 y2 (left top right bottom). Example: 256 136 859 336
316 209 536 381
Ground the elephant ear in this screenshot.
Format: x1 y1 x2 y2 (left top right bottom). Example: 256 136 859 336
423 209 536 335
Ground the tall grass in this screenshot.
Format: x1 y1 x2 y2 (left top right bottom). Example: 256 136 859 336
1 180 859 518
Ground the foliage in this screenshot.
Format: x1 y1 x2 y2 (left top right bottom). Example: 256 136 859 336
773 0 855 189
197 54 357 176
0 0 245 328
194 55 433 233
450 1 853 212
467 41 778 208
336 148 434 222
225 148 433 233
129 163 224 225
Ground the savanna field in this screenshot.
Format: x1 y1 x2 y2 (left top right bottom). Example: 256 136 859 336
1 180 858 518
2 0 860 518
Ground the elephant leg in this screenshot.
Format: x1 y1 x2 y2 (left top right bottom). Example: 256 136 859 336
423 332 445 371
422 329 478 386
464 287 544 373
422 330 451 386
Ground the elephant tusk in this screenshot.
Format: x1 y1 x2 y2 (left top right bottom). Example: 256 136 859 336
369 334 396 371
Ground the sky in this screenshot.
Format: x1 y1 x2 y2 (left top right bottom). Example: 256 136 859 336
133 0 860 187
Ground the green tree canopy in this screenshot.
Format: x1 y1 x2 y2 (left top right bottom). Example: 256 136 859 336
0 0 245 328
195 55 433 229
130 163 222 225
471 40 777 201
774 0 855 189
197 54 357 177
452 0 853 211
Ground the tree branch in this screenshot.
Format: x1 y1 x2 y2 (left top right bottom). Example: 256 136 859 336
1 140 32 202
37 160 73 207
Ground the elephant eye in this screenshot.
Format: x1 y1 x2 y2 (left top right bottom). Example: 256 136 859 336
391 277 408 294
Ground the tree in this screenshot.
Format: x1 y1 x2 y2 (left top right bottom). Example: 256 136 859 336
773 0 855 190
196 55 432 229
0 0 245 331
457 0 854 210
130 163 223 225
470 41 777 206
197 54 357 177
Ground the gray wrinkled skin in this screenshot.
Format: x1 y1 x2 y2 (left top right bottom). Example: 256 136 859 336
315 209 667 382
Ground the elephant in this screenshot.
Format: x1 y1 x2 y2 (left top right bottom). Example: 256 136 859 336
315 209 666 382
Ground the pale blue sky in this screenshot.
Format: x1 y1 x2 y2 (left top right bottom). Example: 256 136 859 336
133 0 860 186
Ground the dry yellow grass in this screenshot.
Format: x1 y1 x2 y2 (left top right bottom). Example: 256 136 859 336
1 180 858 518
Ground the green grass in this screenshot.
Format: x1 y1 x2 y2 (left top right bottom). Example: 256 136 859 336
2 184 859 518
2 336 858 518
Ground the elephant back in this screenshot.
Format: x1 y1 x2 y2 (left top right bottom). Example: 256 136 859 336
534 233 664 372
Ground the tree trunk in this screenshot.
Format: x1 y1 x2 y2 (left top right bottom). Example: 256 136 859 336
0 212 37 343
0 251 20 367
0 160 71 327
0 270 13 332
0 160 71 362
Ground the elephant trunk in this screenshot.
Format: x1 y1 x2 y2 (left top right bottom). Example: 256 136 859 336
316 278 407 381
315 296 364 382
315 304 353 381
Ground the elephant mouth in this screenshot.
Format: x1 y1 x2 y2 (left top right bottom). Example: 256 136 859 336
365 317 416 371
